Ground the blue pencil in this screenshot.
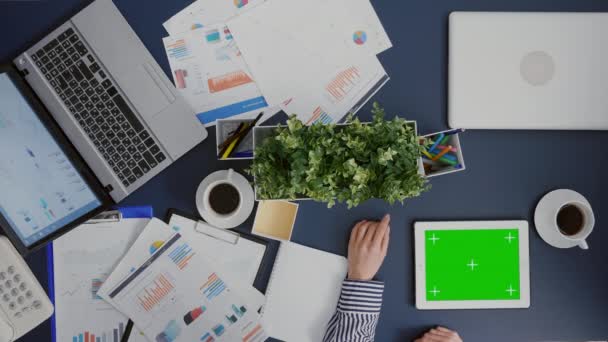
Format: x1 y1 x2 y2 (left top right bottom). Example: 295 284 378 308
440 153 458 162
428 133 444 152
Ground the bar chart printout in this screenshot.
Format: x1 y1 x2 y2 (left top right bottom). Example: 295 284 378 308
137 273 175 312
106 233 268 341
325 66 361 102
91 278 104 300
305 107 333 125
201 273 227 301
167 242 195 270
72 322 124 342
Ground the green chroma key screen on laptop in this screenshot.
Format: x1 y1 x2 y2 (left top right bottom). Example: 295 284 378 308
425 229 520 301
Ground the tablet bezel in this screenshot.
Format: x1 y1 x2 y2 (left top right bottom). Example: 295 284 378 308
414 220 530 310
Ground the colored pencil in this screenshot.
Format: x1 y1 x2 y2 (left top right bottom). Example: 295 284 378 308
421 149 434 159
431 146 452 161
436 144 458 152
428 133 444 152
438 156 458 165
426 150 457 162
422 158 441 166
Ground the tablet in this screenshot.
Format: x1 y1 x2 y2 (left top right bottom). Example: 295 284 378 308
414 221 530 310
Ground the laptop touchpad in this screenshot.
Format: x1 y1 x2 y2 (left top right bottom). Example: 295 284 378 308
120 63 173 118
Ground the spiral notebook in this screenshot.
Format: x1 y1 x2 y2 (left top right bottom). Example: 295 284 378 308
261 242 348 342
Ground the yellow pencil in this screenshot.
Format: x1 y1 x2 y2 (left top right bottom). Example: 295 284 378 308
221 134 242 159
422 149 434 159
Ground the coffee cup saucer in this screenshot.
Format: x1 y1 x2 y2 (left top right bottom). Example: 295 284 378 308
534 189 589 249
196 170 255 229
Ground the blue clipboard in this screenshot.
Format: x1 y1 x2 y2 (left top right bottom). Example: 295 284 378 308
46 206 153 342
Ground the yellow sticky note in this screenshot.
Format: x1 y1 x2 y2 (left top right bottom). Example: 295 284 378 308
252 201 299 241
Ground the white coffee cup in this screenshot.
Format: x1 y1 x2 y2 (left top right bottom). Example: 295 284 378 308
554 201 594 250
203 169 242 219
195 169 255 229
534 189 595 250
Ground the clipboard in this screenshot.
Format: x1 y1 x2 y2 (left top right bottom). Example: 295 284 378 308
46 206 154 342
164 208 272 288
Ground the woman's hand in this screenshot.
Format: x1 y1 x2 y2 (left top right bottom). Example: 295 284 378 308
347 214 391 281
414 327 463 342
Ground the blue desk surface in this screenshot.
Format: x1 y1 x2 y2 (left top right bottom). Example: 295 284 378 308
2 0 608 341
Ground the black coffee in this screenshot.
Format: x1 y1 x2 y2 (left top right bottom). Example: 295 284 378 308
209 183 240 215
557 204 584 236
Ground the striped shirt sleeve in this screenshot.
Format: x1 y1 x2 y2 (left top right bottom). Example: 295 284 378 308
322 279 385 342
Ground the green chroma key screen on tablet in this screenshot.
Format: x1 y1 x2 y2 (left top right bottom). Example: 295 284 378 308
425 229 520 301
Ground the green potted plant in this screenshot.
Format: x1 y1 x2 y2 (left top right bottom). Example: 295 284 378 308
249 103 430 208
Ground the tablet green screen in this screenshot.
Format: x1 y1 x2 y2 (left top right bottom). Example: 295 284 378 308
425 229 520 301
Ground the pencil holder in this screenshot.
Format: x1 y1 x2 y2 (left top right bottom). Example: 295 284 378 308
421 129 466 177
216 119 255 160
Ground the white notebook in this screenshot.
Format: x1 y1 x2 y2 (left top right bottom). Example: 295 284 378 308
261 241 348 342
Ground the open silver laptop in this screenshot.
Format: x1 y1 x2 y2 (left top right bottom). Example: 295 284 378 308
12 0 207 202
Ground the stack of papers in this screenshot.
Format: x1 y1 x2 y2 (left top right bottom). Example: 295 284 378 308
96 218 268 342
52 218 150 342
162 0 276 126
162 0 391 126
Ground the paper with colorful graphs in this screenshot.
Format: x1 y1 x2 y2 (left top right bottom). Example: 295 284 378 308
51 218 150 342
163 0 264 36
280 56 389 125
97 218 265 313
162 24 268 126
227 0 392 108
103 232 267 342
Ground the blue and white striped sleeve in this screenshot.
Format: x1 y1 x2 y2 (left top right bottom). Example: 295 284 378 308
322 279 385 342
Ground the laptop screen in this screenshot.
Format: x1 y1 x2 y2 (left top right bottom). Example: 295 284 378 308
0 72 102 247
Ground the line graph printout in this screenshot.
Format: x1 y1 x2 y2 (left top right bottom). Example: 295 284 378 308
163 24 268 126
107 233 267 342
52 218 150 342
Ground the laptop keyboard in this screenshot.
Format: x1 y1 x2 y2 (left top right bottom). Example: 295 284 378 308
30 27 166 188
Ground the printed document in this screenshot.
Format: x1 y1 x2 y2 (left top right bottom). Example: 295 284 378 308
163 0 265 35
97 219 265 314
281 57 389 124
52 219 150 342
105 232 267 342
227 0 392 106
163 24 268 126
